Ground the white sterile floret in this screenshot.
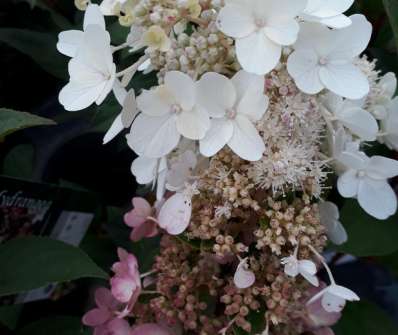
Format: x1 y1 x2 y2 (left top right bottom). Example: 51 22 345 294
131 156 168 201
307 283 360 313
319 202 348 245
371 72 397 120
57 4 105 58
322 93 378 141
379 97 398 150
100 0 127 15
217 0 307 75
59 25 116 111
287 15 372 99
301 0 354 29
127 71 210 158
337 152 398 220
234 258 256 289
166 150 198 191
197 70 268 161
281 245 319 286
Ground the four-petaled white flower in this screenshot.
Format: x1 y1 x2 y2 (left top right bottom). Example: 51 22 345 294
166 150 198 191
287 14 372 99
198 71 268 161
371 72 397 120
322 93 378 141
319 202 348 245
57 4 105 58
127 71 210 158
307 283 360 313
301 0 354 29
281 245 319 286
337 152 398 220
59 25 116 111
217 0 307 75
234 257 256 289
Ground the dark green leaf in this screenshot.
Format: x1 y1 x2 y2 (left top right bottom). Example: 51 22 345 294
334 199 398 257
0 108 55 138
0 29 68 79
0 304 22 330
233 305 266 335
17 316 89 335
2 144 35 179
383 0 398 56
378 250 398 278
334 301 398 335
0 237 108 297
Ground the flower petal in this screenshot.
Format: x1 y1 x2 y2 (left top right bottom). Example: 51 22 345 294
57 30 83 58
287 49 323 95
228 115 265 161
158 193 192 235
137 87 174 117
216 3 256 39
130 156 158 184
164 71 196 111
321 291 346 313
366 156 398 179
82 308 110 327
328 285 360 301
337 170 359 198
103 113 124 144
235 30 281 75
338 106 378 141
83 4 106 30
265 19 299 46
199 118 234 157
176 106 210 140
130 323 171 335
127 114 180 158
319 63 369 99
358 178 397 220
197 72 236 117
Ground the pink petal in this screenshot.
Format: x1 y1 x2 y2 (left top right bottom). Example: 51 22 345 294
95 287 116 309
312 327 335 335
124 198 152 228
130 221 158 242
82 308 111 327
110 277 137 303
107 318 132 335
130 323 171 335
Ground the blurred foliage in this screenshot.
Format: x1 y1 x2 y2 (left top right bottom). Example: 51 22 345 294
0 0 398 334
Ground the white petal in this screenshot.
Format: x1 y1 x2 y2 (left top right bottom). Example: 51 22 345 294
321 292 346 313
197 72 236 117
164 71 196 111
228 115 265 161
57 30 83 57
319 202 348 245
265 19 299 46
234 259 255 289
127 114 180 158
137 87 173 117
121 90 138 127
318 0 354 14
320 14 352 29
338 151 368 170
301 270 319 287
158 193 192 235
100 0 119 15
366 156 398 179
176 106 210 140
294 22 333 56
131 156 157 184
235 31 281 75
113 79 128 106
262 0 307 19
328 285 360 301
319 63 369 99
216 3 256 38
59 81 107 111
328 15 372 61
338 107 378 141
103 113 124 144
298 260 317 275
337 170 359 198
287 49 323 95
328 220 348 245
83 4 106 30
234 72 268 121
358 178 397 220
199 119 234 157
380 72 397 99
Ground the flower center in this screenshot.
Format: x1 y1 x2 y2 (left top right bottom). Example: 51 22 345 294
171 104 182 114
255 18 266 28
319 57 328 66
226 108 237 119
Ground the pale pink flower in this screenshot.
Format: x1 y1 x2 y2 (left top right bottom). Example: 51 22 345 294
124 197 158 242
110 249 142 306
82 287 120 335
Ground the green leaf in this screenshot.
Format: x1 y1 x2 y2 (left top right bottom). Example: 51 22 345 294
17 316 89 335
0 237 108 297
334 301 398 335
2 144 35 179
383 0 398 57
0 304 22 330
0 29 68 79
0 108 55 138
233 305 266 335
378 250 398 278
334 200 398 257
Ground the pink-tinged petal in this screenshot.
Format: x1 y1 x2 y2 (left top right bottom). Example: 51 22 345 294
234 258 255 289
130 323 171 335
110 277 138 303
130 221 158 242
82 308 111 327
107 318 132 335
117 248 129 262
94 325 110 335
313 328 335 335
95 287 116 309
124 198 152 228
158 193 192 235
307 295 341 328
